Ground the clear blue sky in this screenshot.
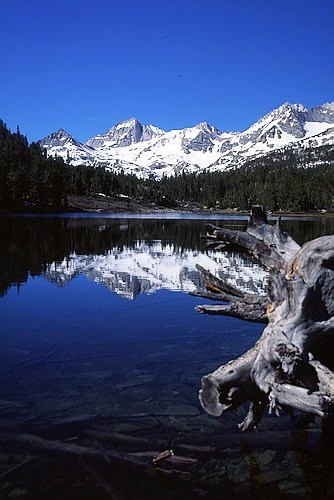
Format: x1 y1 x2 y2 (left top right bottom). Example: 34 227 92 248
1 0 333 143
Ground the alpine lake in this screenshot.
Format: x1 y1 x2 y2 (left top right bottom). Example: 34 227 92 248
0 212 333 499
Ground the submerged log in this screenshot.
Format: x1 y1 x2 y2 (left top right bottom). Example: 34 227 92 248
196 206 334 430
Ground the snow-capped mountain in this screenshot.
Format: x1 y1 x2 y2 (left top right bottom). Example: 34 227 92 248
43 242 268 300
86 117 165 148
39 129 98 164
39 102 334 178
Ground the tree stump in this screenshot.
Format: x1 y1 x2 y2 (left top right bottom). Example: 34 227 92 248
195 206 334 430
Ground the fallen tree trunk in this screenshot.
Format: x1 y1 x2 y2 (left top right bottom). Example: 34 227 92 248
195 206 334 430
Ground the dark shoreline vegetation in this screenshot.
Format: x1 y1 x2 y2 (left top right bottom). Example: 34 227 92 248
1 119 334 214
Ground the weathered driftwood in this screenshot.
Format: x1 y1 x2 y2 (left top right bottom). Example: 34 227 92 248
191 265 268 323
195 206 334 430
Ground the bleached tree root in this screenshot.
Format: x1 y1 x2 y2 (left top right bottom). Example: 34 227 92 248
191 264 268 323
196 206 334 430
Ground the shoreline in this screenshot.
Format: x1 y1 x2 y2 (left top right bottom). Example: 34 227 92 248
1 194 334 218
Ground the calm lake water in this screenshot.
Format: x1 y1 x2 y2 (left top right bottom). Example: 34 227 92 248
0 213 333 498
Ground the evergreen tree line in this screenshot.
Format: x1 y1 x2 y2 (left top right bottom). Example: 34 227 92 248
1 119 333 211
0 120 67 209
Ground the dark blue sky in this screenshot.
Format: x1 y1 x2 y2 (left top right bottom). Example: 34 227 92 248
1 0 333 142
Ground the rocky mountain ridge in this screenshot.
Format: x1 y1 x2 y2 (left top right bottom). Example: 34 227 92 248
39 102 334 179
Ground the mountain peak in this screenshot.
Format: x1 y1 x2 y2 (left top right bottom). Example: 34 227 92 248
58 128 71 134
244 102 308 139
86 117 164 149
260 102 308 122
52 128 72 138
195 121 221 135
39 128 78 147
322 102 334 111
117 117 140 128
277 102 307 112
196 121 210 128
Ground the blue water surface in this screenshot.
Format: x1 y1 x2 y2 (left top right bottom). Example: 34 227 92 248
0 213 333 498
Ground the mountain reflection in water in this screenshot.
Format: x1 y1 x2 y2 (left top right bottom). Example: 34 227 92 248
44 243 268 299
1 213 332 298
0 213 333 498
